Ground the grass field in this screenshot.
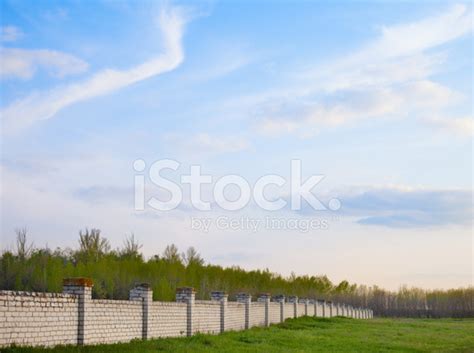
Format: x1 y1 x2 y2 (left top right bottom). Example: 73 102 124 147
3 317 474 353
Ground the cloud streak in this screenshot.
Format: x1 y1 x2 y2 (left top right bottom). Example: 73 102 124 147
1 6 188 133
255 4 473 138
343 186 472 228
1 26 23 42
0 48 89 79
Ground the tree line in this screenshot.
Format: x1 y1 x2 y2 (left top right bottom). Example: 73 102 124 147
1 228 472 318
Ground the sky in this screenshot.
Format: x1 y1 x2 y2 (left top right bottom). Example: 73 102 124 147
0 0 472 290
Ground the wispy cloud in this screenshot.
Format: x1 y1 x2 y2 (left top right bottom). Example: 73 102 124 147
1 6 189 133
259 80 461 137
342 186 472 228
289 184 472 228
0 48 89 80
255 4 473 138
1 26 23 42
423 116 473 136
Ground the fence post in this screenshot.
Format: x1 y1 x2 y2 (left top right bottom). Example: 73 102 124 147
63 278 93 346
211 291 228 333
317 300 325 317
129 283 152 340
288 296 298 318
299 298 309 316
258 293 271 327
273 295 285 322
236 293 252 329
176 287 195 336
327 301 333 317
308 299 314 316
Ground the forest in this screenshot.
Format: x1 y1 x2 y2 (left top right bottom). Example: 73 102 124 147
1 228 472 318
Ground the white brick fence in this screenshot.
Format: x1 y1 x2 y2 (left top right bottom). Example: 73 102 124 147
0 278 373 348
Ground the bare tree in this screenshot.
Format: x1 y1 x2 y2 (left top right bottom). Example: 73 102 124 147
162 244 181 263
120 233 142 259
182 246 204 266
76 228 110 262
15 228 33 260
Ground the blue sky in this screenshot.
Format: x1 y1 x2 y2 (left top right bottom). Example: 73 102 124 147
1 0 472 290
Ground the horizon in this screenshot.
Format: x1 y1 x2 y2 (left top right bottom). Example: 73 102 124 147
1 0 473 292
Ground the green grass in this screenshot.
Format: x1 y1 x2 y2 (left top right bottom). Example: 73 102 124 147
3 317 474 353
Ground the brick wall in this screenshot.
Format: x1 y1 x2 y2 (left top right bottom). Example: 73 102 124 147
149 302 187 338
283 302 294 319
297 303 305 317
268 302 281 324
249 302 266 327
86 300 142 344
0 279 373 348
225 302 245 331
193 301 221 334
0 291 78 347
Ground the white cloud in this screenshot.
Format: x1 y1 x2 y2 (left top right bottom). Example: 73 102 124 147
255 4 472 137
373 4 472 57
258 80 461 138
292 184 473 228
0 48 89 80
1 6 188 134
423 116 474 136
1 26 23 42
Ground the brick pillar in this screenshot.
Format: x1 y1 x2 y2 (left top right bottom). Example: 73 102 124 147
298 298 309 316
288 296 298 318
63 278 93 345
211 291 228 333
236 293 252 329
327 301 333 317
176 287 195 336
273 295 285 322
130 283 152 340
257 293 271 327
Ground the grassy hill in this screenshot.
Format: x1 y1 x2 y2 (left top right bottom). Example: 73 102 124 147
3 317 474 353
